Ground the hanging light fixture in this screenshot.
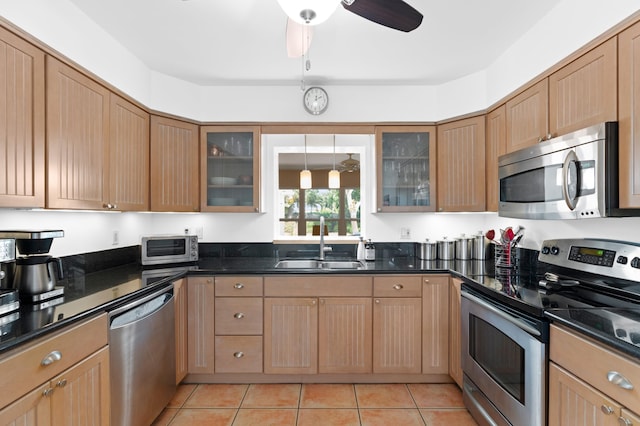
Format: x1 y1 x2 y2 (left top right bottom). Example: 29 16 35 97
300 135 312 189
277 0 341 26
328 135 340 189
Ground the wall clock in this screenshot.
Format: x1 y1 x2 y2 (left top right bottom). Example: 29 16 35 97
303 86 329 115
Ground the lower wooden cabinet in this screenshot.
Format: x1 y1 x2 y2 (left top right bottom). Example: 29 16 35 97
174 278 188 383
215 336 263 373
449 277 463 387
373 297 422 374
187 276 215 374
422 275 449 374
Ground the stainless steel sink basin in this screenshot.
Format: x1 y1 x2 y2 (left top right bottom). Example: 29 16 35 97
274 259 365 270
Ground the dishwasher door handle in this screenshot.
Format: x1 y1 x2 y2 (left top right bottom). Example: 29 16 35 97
109 284 174 328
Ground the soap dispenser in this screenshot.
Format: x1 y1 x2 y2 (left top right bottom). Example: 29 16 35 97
357 237 365 261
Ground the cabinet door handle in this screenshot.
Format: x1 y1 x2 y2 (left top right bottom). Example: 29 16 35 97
234 312 245 319
234 283 244 289
601 405 615 415
608 371 634 390
375 299 380 304
393 284 404 290
42 388 54 397
618 417 633 426
56 379 68 388
41 350 62 366
233 351 245 358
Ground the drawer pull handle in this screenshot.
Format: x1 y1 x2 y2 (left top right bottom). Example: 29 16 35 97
618 417 633 426
601 405 615 415
234 351 245 358
42 388 54 397
234 312 245 319
393 284 404 290
41 350 62 366
234 283 244 289
57 379 68 388
607 371 634 390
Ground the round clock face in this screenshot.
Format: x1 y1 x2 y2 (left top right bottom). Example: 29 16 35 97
303 87 329 115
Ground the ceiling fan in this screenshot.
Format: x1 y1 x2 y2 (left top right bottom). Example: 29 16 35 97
338 153 360 173
281 0 423 58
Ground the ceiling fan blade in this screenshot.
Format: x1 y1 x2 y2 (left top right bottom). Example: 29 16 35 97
342 0 423 32
286 18 313 58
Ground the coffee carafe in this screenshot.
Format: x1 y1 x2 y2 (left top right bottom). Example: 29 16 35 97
14 255 64 295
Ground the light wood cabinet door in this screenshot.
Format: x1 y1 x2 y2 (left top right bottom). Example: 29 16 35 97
548 363 620 426
436 116 486 212
0 27 45 208
0 383 51 425
318 297 372 374
187 276 215 374
174 278 188 384
150 115 199 212
549 37 617 138
449 277 463 387
621 408 640 426
264 297 318 374
485 105 506 211
505 79 549 153
46 57 110 210
422 276 449 375
109 94 149 211
619 21 640 208
372 297 421 374
50 347 110 426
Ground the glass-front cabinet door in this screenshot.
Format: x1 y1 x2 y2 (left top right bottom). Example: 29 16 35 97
376 126 436 212
200 126 260 212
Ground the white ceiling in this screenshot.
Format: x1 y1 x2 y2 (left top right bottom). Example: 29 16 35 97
67 0 561 87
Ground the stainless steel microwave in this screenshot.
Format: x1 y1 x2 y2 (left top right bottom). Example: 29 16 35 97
498 122 639 219
141 235 198 266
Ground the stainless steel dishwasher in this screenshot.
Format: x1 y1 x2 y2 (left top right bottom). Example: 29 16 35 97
109 283 176 426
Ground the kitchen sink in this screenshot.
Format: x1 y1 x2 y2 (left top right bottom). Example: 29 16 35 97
273 259 365 270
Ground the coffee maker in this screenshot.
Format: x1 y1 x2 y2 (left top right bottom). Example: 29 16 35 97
0 238 20 317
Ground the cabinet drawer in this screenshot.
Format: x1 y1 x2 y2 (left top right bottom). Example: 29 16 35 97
374 276 422 297
215 298 263 335
215 336 263 373
264 276 372 297
550 325 640 411
215 276 263 297
0 314 108 409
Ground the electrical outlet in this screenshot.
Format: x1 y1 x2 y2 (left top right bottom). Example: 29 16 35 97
195 226 204 239
400 227 411 239
112 230 119 246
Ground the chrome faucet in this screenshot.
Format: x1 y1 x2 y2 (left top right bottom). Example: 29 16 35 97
319 216 332 260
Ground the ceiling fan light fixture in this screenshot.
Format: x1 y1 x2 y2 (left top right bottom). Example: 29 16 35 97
277 0 341 25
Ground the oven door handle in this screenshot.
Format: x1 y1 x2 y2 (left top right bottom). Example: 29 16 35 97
462 290 541 337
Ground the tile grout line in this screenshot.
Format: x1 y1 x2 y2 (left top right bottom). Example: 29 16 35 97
405 383 429 425
353 383 363 426
230 384 250 426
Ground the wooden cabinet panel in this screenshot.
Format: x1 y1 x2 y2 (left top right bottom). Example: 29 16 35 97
505 79 549 153
373 275 422 298
549 37 617 137
549 363 620 426
109 94 149 210
437 116 486 211
621 408 640 425
187 276 215 374
174 278 188 384
0 27 45 208
150 115 199 212
318 297 372 374
215 297 263 335
422 276 449 375
215 276 263 297
264 275 372 297
449 277 463 387
619 21 640 208
372 297 421 374
46 57 110 209
485 105 506 211
264 297 317 374
215 336 263 373
0 383 51 425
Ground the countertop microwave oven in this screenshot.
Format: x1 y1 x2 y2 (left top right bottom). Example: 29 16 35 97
141 235 198 266
498 122 640 220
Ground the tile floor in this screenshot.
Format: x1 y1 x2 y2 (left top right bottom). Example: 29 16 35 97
152 383 478 426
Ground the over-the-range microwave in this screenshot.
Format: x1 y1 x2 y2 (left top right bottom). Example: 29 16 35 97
498 121 640 220
141 235 199 266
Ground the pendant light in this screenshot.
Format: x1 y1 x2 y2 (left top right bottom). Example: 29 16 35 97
300 135 312 189
328 135 340 189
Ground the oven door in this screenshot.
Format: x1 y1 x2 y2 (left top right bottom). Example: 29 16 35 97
461 289 547 426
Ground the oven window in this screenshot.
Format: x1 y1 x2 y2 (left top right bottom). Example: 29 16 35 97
146 239 186 257
469 316 525 403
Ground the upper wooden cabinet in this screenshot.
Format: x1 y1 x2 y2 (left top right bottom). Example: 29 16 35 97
150 115 200 212
376 126 437 212
505 79 549 153
549 37 617 137
619 22 640 208
0 28 45 208
436 116 486 212
200 125 260 212
485 105 506 211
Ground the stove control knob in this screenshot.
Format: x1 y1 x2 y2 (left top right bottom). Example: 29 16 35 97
541 246 550 255
631 257 640 269
631 332 640 345
617 256 628 265
550 246 560 255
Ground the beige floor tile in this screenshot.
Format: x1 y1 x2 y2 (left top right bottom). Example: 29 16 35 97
232 408 297 426
420 408 478 425
151 408 178 425
241 384 301 408
170 408 237 426
167 384 197 408
360 408 425 426
183 384 248 408
300 384 357 408
408 383 465 408
355 384 416 408
297 409 360 426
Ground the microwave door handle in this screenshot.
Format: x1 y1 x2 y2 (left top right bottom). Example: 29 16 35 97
562 150 579 210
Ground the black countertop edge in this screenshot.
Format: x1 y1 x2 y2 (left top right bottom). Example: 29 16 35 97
544 310 640 360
